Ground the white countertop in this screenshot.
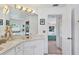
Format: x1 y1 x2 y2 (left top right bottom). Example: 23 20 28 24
0 35 45 54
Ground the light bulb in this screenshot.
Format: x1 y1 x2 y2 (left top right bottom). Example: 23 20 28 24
15 5 22 10
32 10 35 13
23 7 26 11
27 8 33 13
3 5 9 15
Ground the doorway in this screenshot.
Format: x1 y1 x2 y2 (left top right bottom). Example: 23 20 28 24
71 9 75 55
48 15 62 55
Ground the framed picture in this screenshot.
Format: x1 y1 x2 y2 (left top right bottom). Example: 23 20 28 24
0 19 3 25
6 20 10 25
49 26 55 32
40 19 45 25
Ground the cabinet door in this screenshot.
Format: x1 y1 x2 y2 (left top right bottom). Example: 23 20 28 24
34 40 44 55
24 39 45 55
15 43 24 55
23 42 35 55
15 50 23 55
3 48 15 55
23 46 35 55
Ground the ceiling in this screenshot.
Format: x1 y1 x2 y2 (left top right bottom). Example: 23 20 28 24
22 4 52 8
18 4 66 8
0 4 66 9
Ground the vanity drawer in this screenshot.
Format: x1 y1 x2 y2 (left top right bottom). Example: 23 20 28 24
3 48 15 55
15 43 24 52
23 46 35 55
24 41 35 47
15 50 23 55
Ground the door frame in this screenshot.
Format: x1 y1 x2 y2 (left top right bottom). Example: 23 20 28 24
56 15 62 49
71 8 75 55
47 14 62 54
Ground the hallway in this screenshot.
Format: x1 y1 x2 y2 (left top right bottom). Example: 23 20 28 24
48 41 62 55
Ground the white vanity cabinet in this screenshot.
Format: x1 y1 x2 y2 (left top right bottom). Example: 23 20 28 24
23 39 45 55
2 39 45 55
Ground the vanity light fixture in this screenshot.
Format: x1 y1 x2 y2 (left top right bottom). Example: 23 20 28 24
32 10 35 13
3 5 9 15
15 5 34 13
15 5 23 10
6 9 9 15
27 8 33 13
22 7 27 11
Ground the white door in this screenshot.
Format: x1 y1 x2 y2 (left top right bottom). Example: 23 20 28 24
62 8 72 55
73 8 79 54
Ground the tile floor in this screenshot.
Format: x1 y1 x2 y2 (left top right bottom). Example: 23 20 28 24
48 41 62 55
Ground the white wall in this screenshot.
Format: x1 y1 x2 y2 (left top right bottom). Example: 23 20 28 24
33 5 77 54
29 14 38 36
33 7 67 54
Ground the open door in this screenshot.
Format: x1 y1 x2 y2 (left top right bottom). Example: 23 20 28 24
62 8 72 55
48 15 62 55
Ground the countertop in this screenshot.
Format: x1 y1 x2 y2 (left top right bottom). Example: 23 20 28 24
0 35 45 54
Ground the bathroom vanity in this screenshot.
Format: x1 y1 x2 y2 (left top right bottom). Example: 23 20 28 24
0 9 45 55
0 35 45 55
